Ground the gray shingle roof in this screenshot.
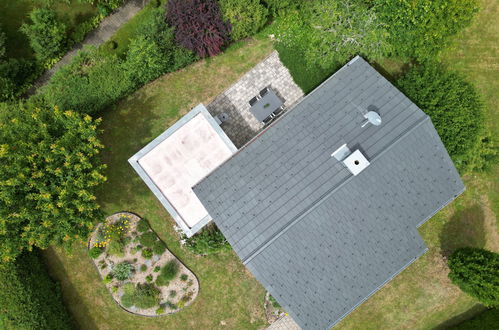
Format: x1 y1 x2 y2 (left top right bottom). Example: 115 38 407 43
193 56 464 329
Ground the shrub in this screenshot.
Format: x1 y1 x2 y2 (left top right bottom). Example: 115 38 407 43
122 36 169 85
139 231 157 248
448 247 499 307
397 63 487 172
0 58 38 102
166 301 178 309
140 264 147 272
184 224 230 255
121 292 134 308
0 104 106 262
156 260 179 286
180 274 188 281
154 266 161 272
136 219 149 232
112 286 118 293
219 0 268 40
123 282 135 295
134 283 161 309
108 240 125 257
103 273 113 284
20 8 67 63
142 248 153 259
269 294 281 308
169 290 177 298
113 262 133 281
153 240 167 255
0 250 72 329
263 0 302 16
376 0 479 60
166 0 231 57
156 306 165 315
146 275 153 283
89 247 104 259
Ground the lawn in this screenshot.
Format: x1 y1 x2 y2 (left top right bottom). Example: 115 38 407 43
43 36 274 330
42 0 498 329
0 0 97 59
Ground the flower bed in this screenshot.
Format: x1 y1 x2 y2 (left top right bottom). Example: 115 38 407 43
88 212 198 316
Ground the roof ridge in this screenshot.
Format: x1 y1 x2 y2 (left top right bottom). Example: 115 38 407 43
242 115 430 265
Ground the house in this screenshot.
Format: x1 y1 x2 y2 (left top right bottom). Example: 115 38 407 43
192 56 464 329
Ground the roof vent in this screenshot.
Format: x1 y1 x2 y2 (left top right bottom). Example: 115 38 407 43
343 150 370 175
361 111 382 127
332 145 370 176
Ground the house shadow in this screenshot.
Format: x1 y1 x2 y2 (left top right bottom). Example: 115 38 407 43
439 204 486 258
432 304 487 329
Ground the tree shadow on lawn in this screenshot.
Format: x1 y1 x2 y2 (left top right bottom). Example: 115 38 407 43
95 88 166 212
432 303 487 329
439 204 486 258
42 247 100 330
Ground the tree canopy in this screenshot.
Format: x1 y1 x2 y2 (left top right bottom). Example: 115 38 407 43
448 247 499 307
0 104 106 262
272 0 390 69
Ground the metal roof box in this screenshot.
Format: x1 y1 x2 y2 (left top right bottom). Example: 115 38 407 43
343 150 370 176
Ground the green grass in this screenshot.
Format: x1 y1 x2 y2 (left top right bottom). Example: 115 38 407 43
42 36 273 330
0 0 97 59
40 0 498 328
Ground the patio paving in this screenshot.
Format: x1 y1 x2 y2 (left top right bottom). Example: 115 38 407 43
206 51 304 148
267 315 301 330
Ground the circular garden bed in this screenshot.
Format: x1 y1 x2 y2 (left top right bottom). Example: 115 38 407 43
88 212 199 316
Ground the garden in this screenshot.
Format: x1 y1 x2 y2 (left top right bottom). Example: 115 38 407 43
0 0 497 329
88 212 198 316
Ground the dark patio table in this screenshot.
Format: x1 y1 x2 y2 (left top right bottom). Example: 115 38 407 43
250 89 283 122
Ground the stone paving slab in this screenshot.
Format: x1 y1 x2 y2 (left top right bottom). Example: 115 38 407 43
267 315 302 330
207 51 304 148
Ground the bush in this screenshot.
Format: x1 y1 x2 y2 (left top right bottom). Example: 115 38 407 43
121 292 134 308
103 273 113 284
219 0 268 40
397 63 487 172
20 8 67 63
139 232 157 248
146 275 153 282
263 0 302 16
156 260 179 286
0 104 106 262
153 240 167 255
134 283 161 309
169 290 177 298
166 0 231 57
184 224 230 255
89 247 104 259
166 301 177 309
180 273 188 281
107 240 125 257
376 0 479 60
140 264 147 272
0 58 38 101
113 262 133 281
136 219 149 232
448 247 499 307
154 266 161 272
269 294 281 308
0 250 72 329
142 248 153 259
156 306 165 315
